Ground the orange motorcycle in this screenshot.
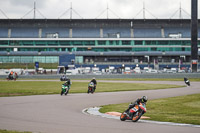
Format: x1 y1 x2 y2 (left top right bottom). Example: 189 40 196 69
87 82 95 94
120 103 147 122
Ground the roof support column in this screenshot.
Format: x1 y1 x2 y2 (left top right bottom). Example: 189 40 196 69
191 0 198 72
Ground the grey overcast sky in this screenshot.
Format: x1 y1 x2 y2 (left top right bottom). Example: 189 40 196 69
0 0 199 19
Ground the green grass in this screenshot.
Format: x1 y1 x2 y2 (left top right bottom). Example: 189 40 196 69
99 93 200 125
0 129 31 133
0 81 184 97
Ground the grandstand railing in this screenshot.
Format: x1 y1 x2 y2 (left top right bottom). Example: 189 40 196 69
0 37 196 41
1 27 199 38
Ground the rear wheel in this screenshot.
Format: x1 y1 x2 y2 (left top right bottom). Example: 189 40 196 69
120 112 127 121
65 90 68 95
132 110 143 122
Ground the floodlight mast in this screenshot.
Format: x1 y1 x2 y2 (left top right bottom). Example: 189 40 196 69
143 2 145 19
34 1 36 19
70 2 72 19
179 2 182 19
191 0 198 72
21 1 46 19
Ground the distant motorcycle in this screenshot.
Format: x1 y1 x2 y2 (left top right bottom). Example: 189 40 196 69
61 84 69 96
184 77 190 86
120 103 147 122
60 75 67 81
87 82 95 94
6 74 17 81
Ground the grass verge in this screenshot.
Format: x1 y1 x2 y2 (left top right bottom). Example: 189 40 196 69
0 129 31 133
0 81 184 97
99 93 200 125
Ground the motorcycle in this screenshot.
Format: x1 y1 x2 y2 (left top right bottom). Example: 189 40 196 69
6 74 17 81
61 84 69 96
87 82 95 94
184 77 190 86
60 75 67 81
120 103 147 122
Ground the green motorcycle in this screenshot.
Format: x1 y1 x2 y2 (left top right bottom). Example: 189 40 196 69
61 84 69 96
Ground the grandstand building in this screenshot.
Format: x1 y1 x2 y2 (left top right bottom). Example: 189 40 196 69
0 19 199 69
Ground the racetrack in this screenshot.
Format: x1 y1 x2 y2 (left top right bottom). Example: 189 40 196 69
0 81 200 133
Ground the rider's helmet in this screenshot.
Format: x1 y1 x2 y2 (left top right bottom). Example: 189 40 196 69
184 77 188 81
65 80 69 84
141 96 148 103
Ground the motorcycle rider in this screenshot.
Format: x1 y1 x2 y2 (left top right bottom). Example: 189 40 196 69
14 72 18 79
87 82 95 94
184 77 190 86
8 71 14 80
124 96 148 116
90 77 97 92
61 77 71 95
60 75 66 81
64 77 71 90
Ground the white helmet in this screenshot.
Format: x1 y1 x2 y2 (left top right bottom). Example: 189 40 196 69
142 96 148 102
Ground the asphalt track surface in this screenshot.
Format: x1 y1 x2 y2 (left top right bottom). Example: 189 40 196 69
0 81 200 133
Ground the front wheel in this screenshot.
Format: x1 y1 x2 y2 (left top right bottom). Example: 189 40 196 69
132 110 143 122
91 88 94 94
61 90 64 96
120 112 127 121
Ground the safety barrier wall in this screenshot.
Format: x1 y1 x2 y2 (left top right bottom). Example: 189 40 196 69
1 73 200 79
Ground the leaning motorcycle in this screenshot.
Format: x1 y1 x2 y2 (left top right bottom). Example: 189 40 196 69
120 103 147 122
184 77 190 86
61 85 69 96
87 82 95 94
185 80 190 86
6 74 17 81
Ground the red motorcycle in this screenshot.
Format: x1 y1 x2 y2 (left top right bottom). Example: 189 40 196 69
87 82 95 94
120 103 147 122
6 74 17 81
